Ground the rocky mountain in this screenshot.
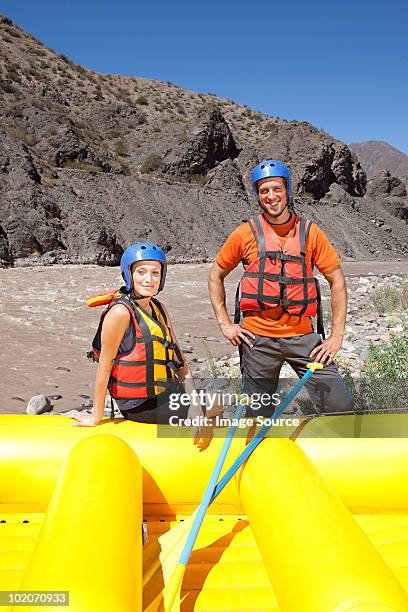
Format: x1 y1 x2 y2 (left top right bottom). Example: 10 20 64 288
350 140 408 181
0 14 407 266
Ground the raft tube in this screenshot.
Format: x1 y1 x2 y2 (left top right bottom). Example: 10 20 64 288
1 414 408 611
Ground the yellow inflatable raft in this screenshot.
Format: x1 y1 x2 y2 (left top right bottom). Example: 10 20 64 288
1 414 408 611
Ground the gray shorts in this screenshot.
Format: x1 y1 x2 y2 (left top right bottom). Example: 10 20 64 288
240 332 353 416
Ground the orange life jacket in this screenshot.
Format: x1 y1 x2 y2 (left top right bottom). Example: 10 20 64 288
90 293 183 400
237 215 324 334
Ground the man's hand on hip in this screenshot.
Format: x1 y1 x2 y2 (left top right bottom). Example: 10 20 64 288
219 322 255 347
309 334 343 365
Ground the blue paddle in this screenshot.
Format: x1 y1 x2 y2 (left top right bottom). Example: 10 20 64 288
211 362 323 502
163 362 322 610
163 399 246 610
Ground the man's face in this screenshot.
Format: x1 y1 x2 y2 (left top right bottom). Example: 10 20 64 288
257 177 288 219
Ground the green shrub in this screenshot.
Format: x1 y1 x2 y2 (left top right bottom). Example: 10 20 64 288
141 154 163 174
341 331 408 413
14 128 40 146
322 310 332 329
4 26 21 38
135 95 149 106
115 139 129 156
76 65 87 75
365 333 408 380
62 160 103 172
190 174 208 185
73 119 87 130
6 68 21 83
1 82 17 94
299 191 315 200
200 338 222 378
30 47 47 57
120 162 132 176
58 53 73 66
369 286 406 312
295 396 316 415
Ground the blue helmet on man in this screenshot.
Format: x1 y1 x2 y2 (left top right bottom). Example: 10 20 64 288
251 159 292 200
120 242 167 293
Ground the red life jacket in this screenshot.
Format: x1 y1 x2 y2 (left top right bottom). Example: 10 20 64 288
237 215 324 333
90 293 182 400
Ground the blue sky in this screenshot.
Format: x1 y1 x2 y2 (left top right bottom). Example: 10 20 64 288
3 0 408 153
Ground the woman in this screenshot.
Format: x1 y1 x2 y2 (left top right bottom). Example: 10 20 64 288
69 242 203 432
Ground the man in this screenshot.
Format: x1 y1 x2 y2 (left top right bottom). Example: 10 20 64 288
208 159 352 416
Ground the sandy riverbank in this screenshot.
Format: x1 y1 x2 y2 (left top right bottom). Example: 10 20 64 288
1 261 407 414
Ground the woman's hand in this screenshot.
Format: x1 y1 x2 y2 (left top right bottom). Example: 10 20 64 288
193 425 214 451
67 411 101 427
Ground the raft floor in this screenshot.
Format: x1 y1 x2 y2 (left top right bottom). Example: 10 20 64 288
2 506 408 611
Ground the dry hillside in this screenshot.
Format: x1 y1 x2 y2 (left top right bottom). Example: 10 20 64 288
0 15 407 266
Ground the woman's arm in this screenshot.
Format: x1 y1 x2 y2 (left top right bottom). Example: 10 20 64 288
71 305 130 426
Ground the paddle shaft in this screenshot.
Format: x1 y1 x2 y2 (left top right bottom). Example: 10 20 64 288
179 401 245 565
163 402 246 611
211 365 319 502
163 364 321 611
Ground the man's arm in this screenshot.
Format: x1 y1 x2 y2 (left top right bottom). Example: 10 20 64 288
310 266 347 365
208 262 255 347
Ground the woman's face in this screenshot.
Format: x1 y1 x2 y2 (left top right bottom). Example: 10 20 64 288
130 260 162 296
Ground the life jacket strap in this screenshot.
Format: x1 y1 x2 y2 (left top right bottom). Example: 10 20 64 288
243 272 315 284
315 278 326 339
153 299 185 369
296 218 309 316
239 216 325 328
234 281 241 324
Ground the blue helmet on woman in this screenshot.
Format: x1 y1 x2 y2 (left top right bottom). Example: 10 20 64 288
251 159 292 200
120 242 167 293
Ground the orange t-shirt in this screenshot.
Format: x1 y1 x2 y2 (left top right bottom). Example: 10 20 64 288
216 213 341 337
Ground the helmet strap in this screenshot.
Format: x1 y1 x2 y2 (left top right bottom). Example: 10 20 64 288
130 290 146 301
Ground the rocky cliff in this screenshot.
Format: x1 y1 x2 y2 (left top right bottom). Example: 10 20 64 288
350 140 408 181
